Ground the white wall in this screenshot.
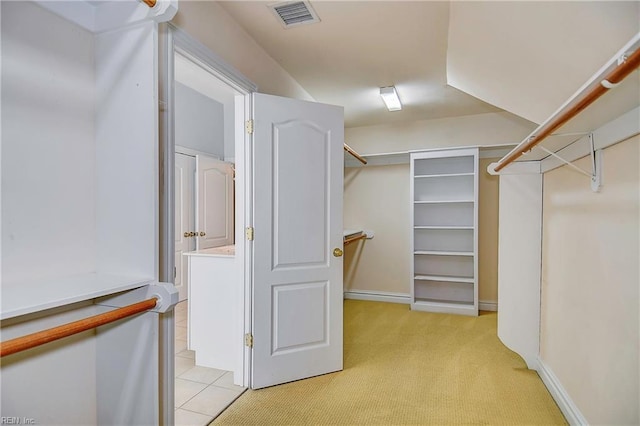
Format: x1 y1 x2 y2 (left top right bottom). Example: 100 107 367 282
171 1 314 101
477 157 499 305
1 12 99 419
343 112 534 303
344 164 409 296
540 135 639 424
345 112 534 155
1 1 96 284
447 1 639 124
174 52 237 161
175 82 224 158
1 306 99 425
496 172 543 369
95 21 159 279
344 157 501 306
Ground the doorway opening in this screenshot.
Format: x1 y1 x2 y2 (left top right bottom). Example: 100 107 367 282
160 24 345 403
173 51 237 303
159 25 255 420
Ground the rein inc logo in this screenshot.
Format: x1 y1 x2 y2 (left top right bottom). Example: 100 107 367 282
1 418 35 425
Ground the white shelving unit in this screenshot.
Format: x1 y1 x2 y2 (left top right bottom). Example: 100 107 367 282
1 1 178 424
410 148 479 316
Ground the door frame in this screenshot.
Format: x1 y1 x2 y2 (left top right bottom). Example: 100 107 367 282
158 23 257 387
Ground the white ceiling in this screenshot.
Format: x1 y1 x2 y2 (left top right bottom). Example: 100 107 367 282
446 1 640 125
219 1 639 134
218 1 502 128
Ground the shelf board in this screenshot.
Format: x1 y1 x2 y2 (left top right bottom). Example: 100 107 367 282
414 251 474 256
1 273 153 320
414 275 474 283
414 200 474 204
411 299 477 316
413 298 474 307
414 173 474 179
414 226 474 230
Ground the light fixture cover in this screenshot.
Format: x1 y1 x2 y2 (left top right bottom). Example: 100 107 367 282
380 86 402 111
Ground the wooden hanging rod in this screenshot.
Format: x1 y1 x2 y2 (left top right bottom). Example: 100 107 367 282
0 298 158 358
344 234 367 245
494 45 640 172
344 144 368 165
141 0 157 7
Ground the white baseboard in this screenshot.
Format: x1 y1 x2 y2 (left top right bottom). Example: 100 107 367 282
344 292 498 311
479 300 498 311
343 290 411 304
536 358 588 425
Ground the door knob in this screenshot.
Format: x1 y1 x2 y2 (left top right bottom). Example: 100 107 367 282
333 248 343 257
189 232 196 237
184 232 190 238
200 232 206 237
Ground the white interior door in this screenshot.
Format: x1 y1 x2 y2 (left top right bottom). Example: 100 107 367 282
251 93 344 389
175 153 196 301
196 155 234 250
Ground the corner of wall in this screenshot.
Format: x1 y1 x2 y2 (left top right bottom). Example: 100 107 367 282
171 1 314 101
536 358 589 425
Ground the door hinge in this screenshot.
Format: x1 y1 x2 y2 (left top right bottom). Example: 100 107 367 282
244 333 253 348
245 119 254 134
174 267 177 279
246 227 254 241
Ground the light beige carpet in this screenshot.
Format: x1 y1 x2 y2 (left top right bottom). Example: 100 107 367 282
213 300 566 425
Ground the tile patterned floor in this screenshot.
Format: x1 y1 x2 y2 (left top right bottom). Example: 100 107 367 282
174 300 246 425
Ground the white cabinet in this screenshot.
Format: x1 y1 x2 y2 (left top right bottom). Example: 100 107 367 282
185 246 240 378
410 148 479 316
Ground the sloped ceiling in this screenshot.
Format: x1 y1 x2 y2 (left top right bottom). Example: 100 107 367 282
219 1 502 128
219 1 638 129
447 1 640 125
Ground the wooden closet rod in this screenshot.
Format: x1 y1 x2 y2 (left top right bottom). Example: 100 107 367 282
344 234 367 245
0 298 158 358
141 0 157 7
494 46 640 172
344 144 368 165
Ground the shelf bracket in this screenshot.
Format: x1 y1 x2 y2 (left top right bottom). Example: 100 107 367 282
96 282 179 314
589 134 603 192
536 132 602 192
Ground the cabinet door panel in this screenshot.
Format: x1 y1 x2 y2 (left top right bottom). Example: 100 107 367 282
196 155 234 250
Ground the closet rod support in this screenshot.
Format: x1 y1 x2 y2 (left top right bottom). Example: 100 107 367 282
536 145 592 178
590 134 602 192
344 234 367 245
536 133 602 192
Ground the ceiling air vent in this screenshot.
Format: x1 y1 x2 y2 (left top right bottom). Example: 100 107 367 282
269 1 320 29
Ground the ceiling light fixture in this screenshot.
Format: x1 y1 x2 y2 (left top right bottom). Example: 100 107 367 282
380 86 402 111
